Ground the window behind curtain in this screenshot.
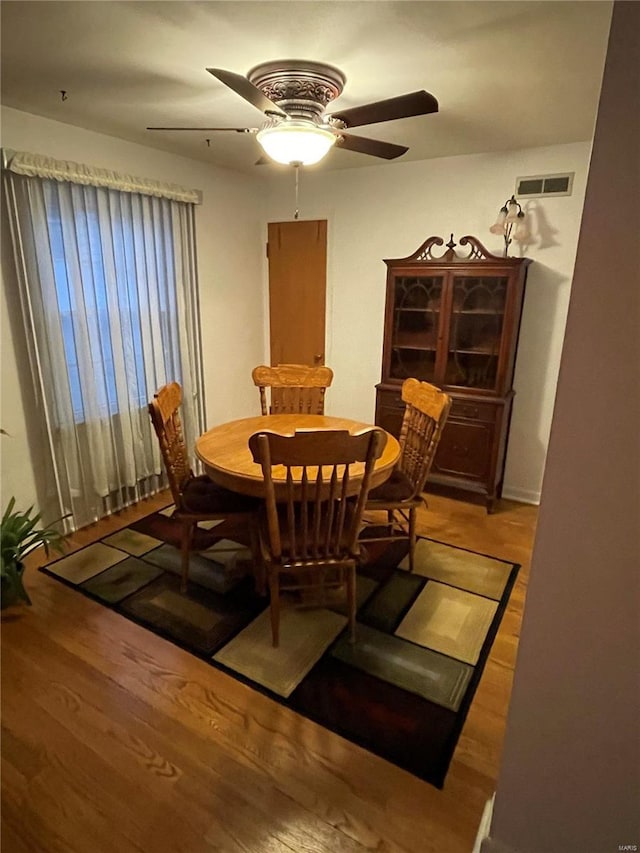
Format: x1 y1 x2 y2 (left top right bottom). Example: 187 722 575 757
4 164 204 531
46 183 179 422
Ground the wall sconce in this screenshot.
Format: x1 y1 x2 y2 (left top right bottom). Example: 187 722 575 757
490 195 529 256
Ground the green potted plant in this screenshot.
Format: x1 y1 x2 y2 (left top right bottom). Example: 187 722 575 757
1 497 67 608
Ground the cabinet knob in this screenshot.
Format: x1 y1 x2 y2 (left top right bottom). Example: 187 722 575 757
463 406 479 418
452 444 469 457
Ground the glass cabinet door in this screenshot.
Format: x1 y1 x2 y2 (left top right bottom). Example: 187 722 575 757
389 275 444 382
444 275 508 390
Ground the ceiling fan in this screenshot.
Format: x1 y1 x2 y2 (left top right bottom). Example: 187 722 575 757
147 60 438 166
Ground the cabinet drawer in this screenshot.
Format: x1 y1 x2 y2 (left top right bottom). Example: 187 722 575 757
449 398 496 423
377 388 404 410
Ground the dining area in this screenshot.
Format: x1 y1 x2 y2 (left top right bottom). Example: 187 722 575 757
1 1 629 845
148 363 450 649
113 356 522 795
5 356 532 847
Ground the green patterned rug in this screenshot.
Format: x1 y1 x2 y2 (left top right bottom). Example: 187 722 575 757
41 506 518 788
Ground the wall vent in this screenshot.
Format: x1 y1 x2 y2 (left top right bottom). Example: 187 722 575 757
515 172 574 198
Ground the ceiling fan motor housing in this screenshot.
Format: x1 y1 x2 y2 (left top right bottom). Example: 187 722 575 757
247 60 346 123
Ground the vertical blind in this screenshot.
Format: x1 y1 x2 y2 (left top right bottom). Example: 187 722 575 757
3 150 204 531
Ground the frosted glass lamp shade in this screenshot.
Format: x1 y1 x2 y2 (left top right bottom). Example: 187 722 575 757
257 122 337 166
490 208 507 234
505 201 520 223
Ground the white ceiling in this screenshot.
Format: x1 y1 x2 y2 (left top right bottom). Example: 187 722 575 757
0 1 613 175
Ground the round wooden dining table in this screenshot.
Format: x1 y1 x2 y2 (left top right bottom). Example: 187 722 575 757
195 414 400 499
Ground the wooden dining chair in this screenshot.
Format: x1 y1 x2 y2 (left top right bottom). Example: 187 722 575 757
248 427 386 647
251 364 334 415
148 382 260 592
363 378 451 572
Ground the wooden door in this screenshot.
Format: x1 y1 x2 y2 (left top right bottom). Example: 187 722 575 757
267 220 327 366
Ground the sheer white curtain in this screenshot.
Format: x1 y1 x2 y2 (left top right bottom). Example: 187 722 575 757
3 152 204 531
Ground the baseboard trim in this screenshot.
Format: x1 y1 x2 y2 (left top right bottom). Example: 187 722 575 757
475 794 521 853
501 485 541 505
473 793 495 853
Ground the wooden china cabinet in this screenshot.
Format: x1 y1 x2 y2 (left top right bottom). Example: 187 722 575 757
375 235 531 511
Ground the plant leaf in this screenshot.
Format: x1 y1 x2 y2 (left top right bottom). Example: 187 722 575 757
1 497 67 570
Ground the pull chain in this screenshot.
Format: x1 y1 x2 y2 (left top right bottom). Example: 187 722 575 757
293 162 301 220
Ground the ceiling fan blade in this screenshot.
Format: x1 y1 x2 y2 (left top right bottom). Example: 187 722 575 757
207 68 287 118
335 132 408 160
146 126 258 132
329 90 438 128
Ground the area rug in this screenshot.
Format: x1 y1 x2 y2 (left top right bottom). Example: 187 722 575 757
40 506 519 788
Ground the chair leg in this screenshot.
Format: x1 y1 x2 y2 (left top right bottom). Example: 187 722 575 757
181 521 194 593
249 517 266 596
270 570 280 648
408 506 417 573
347 564 356 644
386 509 395 535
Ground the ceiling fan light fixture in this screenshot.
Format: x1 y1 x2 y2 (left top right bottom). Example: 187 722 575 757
256 121 336 166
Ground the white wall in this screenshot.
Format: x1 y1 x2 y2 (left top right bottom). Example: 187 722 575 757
0 106 267 514
482 2 639 850
264 142 592 503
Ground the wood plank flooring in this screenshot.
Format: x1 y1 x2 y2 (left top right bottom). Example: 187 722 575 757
1 491 537 853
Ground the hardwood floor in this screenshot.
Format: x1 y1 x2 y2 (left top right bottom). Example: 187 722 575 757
1 490 537 853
